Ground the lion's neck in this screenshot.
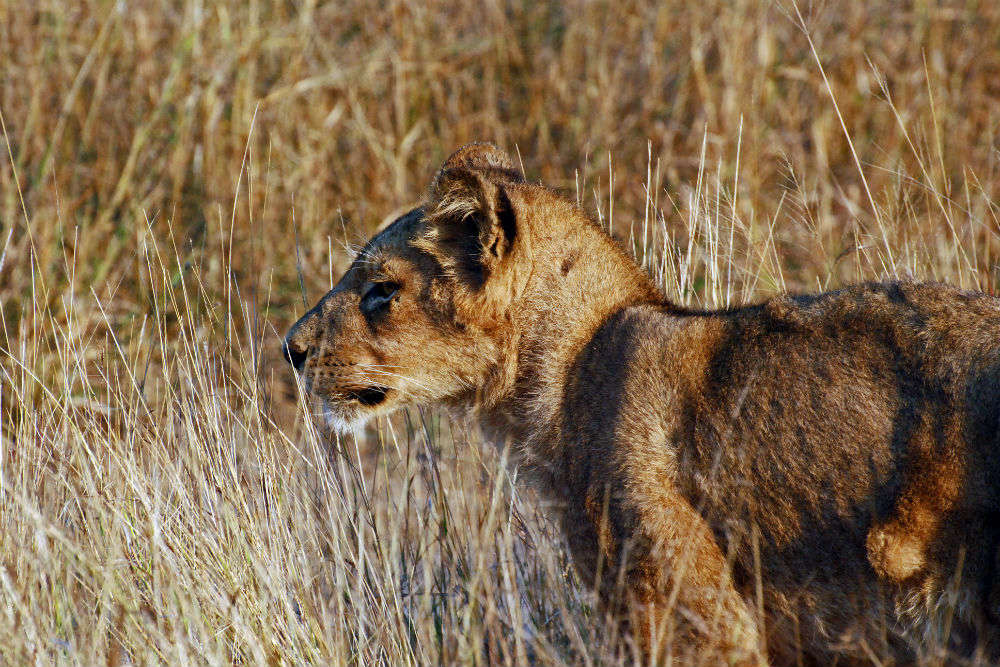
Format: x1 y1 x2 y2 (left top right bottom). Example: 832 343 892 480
477 220 665 456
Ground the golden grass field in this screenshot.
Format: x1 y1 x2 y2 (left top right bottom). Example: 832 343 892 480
2 1 1000 664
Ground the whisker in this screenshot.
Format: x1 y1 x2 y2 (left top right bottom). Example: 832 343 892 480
356 368 435 394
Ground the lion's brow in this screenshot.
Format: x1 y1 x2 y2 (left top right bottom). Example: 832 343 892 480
358 207 423 258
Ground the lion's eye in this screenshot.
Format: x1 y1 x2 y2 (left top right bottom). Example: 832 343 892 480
360 281 400 317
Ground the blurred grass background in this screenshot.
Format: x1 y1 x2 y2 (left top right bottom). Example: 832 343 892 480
1 0 999 664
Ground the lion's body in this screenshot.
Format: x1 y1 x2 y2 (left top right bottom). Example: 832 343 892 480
545 283 1000 664
285 144 1000 665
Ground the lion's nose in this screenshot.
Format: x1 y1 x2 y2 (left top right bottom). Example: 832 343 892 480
282 339 309 372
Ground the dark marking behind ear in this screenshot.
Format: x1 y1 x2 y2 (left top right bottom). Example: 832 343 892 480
561 250 579 276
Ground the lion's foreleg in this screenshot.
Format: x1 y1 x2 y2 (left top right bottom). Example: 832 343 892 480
565 482 766 666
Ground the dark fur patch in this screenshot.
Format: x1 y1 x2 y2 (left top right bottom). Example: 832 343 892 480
561 250 579 276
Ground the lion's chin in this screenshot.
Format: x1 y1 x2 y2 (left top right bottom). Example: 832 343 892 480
322 401 372 434
320 387 394 434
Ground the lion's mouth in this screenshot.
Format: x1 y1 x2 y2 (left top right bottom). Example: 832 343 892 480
346 386 390 407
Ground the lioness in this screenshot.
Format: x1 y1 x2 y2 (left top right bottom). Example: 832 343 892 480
285 144 1000 665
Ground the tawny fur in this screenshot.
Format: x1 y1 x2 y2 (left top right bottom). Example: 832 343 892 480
285 144 1000 666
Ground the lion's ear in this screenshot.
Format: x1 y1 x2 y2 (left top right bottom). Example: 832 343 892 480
433 143 522 187
420 166 519 289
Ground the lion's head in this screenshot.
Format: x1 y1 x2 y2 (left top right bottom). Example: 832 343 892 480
283 144 532 431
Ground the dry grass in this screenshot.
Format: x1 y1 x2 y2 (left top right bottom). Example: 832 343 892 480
2 1 1000 664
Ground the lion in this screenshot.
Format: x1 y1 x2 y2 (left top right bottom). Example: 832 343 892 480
284 143 1000 665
